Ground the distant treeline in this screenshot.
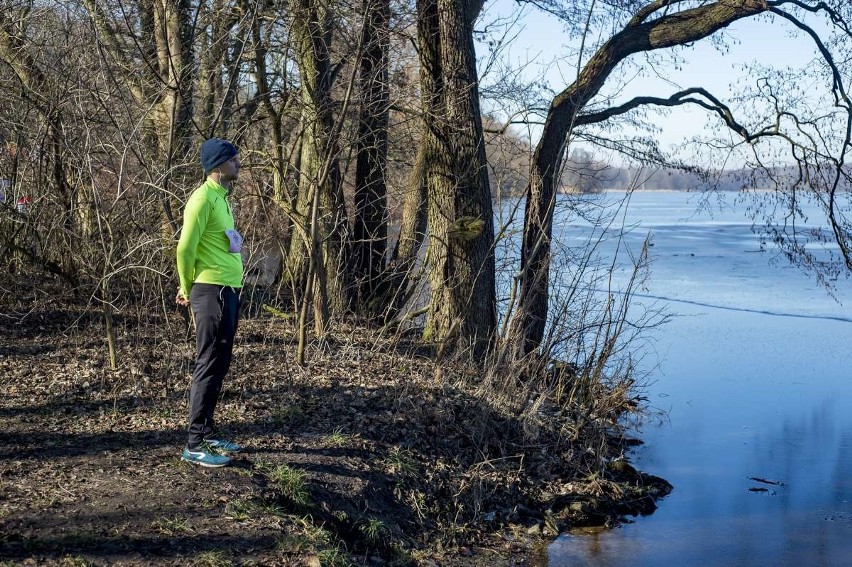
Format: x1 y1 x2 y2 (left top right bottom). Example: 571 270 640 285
555 149 814 193
485 143 782 195
591 166 753 192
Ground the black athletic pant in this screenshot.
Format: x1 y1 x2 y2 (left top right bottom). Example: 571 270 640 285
187 283 240 449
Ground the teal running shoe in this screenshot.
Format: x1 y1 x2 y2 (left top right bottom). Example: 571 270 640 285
182 443 231 467
205 438 243 453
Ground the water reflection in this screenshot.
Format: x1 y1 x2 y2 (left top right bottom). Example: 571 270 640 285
550 312 852 566
547 192 852 566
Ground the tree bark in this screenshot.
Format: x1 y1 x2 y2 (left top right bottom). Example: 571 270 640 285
418 0 496 357
353 0 391 314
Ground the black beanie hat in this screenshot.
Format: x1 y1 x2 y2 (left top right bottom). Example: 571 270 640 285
201 138 238 173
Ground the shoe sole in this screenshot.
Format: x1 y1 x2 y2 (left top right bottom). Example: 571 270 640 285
181 456 230 468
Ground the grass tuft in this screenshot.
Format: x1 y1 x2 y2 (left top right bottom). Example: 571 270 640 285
270 464 311 506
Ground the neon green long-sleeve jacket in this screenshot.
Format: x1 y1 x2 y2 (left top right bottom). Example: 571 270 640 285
176 179 243 298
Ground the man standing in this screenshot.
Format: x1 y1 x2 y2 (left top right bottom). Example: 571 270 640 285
176 138 244 467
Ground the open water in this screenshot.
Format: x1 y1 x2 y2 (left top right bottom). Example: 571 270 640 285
542 191 852 567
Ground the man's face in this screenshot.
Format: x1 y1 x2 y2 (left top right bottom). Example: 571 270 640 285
218 155 241 182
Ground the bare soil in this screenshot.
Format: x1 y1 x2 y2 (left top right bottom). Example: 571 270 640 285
0 288 671 566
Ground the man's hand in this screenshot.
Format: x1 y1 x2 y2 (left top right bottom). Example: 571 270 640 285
175 287 190 307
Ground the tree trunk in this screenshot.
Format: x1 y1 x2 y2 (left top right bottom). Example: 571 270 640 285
158 2 194 244
353 0 391 315
287 0 352 321
382 132 428 320
250 8 297 276
418 0 495 357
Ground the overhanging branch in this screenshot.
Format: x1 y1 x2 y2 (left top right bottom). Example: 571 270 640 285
575 88 756 139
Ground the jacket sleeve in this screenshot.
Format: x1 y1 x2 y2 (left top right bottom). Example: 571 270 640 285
176 194 210 298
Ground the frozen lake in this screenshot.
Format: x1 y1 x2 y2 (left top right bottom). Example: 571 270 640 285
541 191 852 566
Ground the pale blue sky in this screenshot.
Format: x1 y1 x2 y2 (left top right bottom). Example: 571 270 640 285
478 0 830 161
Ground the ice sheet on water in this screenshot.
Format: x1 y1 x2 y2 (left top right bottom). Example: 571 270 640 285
552 191 852 321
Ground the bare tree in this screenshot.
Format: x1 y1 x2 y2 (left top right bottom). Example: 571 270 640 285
82 0 199 237
507 0 852 354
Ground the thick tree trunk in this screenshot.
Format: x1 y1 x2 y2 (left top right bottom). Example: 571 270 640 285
353 0 391 314
418 0 496 357
393 135 429 271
